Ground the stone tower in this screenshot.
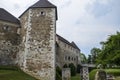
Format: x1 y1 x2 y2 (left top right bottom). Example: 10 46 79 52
19 0 57 80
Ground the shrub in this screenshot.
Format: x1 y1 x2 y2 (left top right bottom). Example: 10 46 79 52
56 72 62 80
77 64 82 73
63 64 68 68
89 69 120 80
89 69 98 80
69 63 76 76
105 69 120 76
56 66 62 80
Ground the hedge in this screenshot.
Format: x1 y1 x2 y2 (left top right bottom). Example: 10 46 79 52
89 69 120 80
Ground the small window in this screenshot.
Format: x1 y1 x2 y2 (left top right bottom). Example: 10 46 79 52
71 57 73 61
40 11 45 16
68 56 70 61
3 26 8 30
74 58 76 61
65 56 67 60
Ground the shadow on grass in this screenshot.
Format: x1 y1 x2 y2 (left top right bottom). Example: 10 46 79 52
0 66 38 80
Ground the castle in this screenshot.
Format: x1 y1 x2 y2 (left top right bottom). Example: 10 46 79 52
0 0 81 80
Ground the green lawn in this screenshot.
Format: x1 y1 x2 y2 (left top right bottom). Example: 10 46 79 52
115 77 120 80
89 69 120 80
71 74 81 80
105 69 120 76
0 66 37 80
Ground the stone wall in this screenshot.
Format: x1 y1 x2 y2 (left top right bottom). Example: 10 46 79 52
62 68 71 80
56 37 80 68
0 20 20 65
80 66 89 80
19 8 56 80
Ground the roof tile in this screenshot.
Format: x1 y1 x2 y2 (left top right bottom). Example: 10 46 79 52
0 8 20 24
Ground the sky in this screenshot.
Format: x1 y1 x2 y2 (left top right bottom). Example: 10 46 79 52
0 0 120 56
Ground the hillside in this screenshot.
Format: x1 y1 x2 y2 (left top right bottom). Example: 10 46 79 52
0 66 37 80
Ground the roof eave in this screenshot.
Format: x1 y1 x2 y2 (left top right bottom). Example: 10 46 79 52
19 7 58 20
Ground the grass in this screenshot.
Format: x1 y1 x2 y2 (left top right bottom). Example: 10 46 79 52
105 69 120 76
89 69 120 80
115 77 120 80
0 66 37 80
71 74 81 80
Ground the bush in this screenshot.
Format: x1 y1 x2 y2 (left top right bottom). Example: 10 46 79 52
89 69 120 80
63 64 68 68
89 69 98 80
56 66 62 80
105 69 120 76
77 64 82 73
56 72 62 80
69 63 76 76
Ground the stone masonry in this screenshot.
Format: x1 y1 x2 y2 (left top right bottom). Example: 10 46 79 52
62 68 71 80
0 0 81 80
19 7 56 80
0 20 20 65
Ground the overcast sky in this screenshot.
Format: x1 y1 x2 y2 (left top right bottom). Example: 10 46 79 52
0 0 120 56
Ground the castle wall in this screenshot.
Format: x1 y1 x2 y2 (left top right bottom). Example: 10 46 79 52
19 8 56 80
56 37 80 68
0 20 20 65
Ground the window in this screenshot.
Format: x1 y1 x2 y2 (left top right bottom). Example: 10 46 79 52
68 56 70 61
65 56 67 60
40 11 45 16
3 26 8 30
74 58 76 61
3 25 11 32
72 57 74 61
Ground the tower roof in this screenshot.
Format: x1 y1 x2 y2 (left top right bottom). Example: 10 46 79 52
30 0 56 8
0 8 20 24
19 0 58 20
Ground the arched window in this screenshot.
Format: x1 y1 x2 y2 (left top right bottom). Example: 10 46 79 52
68 56 70 61
65 56 67 60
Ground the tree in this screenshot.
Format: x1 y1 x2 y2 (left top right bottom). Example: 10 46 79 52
96 32 120 66
69 63 76 76
87 55 92 64
56 66 62 80
80 53 87 63
90 47 101 64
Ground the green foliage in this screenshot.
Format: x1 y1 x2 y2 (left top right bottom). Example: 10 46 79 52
90 47 101 64
63 64 68 68
71 74 81 80
80 53 87 63
115 77 120 80
87 55 92 64
56 66 62 80
89 69 120 80
96 32 120 66
56 72 62 80
77 64 82 73
105 69 120 76
69 63 76 76
89 69 98 80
